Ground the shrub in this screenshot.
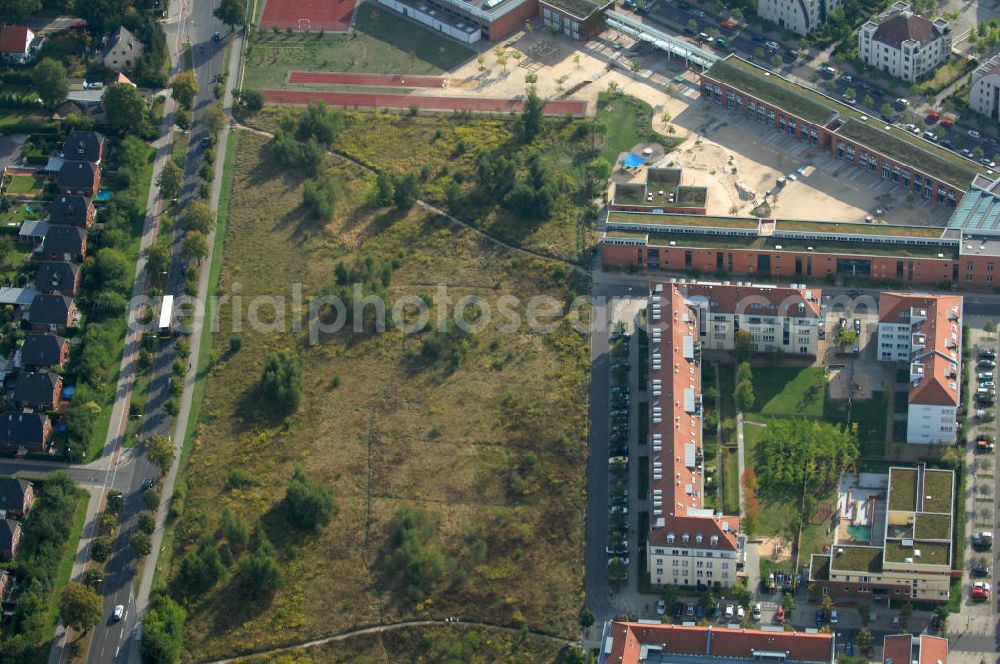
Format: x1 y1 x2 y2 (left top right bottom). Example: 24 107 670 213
285 467 337 533
261 348 304 412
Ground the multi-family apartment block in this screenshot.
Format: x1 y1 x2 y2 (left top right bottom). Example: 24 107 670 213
756 0 842 35
859 2 951 83
970 54 1000 121
877 293 962 444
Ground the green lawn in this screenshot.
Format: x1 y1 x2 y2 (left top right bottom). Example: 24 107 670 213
597 93 679 164
749 366 825 419
244 1 474 90
822 391 887 457
721 446 740 514
719 363 736 443
6 174 47 196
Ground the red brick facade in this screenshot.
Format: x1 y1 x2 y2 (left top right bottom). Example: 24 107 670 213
609 203 708 215
600 242 1000 287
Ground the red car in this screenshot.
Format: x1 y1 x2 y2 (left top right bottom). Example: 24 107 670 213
972 581 991 601
940 118 954 128
927 112 939 123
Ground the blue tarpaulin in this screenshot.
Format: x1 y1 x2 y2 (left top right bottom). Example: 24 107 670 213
622 152 647 168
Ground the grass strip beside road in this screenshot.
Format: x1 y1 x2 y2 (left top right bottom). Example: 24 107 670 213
46 489 89 634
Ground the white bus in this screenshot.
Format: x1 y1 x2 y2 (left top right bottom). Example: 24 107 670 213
158 295 173 338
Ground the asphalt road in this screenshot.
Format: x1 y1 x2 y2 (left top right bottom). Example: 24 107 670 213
85 2 229 661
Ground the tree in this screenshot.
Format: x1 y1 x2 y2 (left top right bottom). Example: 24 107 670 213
856 627 873 646
143 487 160 511
129 531 152 557
303 174 339 219
146 435 174 475
753 47 765 60
519 86 545 143
213 0 246 27
374 171 395 207
837 326 857 346
158 160 183 201
737 361 752 384
137 511 157 534
285 467 337 532
880 102 894 117
771 54 783 68
393 173 420 209
0 0 42 19
240 549 283 594
59 583 102 633
731 7 743 20
184 201 215 234
607 557 627 581
688 18 697 32
986 320 997 333
32 58 68 110
974 146 985 160
261 348 304 411
181 231 210 264
863 94 874 108
629 60 641 74
734 329 754 361
170 71 199 110
237 89 264 113
203 103 227 135
735 379 755 412
104 83 147 134
141 592 185 664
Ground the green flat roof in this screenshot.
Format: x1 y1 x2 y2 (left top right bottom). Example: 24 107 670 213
676 186 708 208
541 0 604 18
608 212 759 230
888 468 918 511
914 513 952 540
810 553 831 581
645 231 956 259
836 119 983 190
776 219 946 239
831 546 884 573
648 168 682 188
885 540 950 566
704 57 839 125
606 229 648 240
614 183 647 205
922 470 954 514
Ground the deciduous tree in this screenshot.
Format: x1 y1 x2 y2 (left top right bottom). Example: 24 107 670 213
169 71 199 110
59 583 102 633
33 58 68 110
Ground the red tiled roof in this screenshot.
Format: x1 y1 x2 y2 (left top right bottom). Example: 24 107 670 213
683 283 822 318
918 635 948 664
883 634 912 664
0 26 32 53
880 292 962 407
647 284 740 551
606 623 835 664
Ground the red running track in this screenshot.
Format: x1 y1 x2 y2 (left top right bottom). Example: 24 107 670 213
263 90 588 116
288 71 447 88
260 0 357 32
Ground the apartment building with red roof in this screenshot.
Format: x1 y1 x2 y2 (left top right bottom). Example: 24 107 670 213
876 293 963 444
600 622 836 664
646 282 744 589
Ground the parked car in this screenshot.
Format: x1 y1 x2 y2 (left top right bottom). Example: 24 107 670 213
926 112 939 123
979 372 994 381
940 118 954 128
696 604 706 619
894 97 909 109
976 435 995 453
842 94 856 105
656 598 667 615
846 288 863 297
674 602 684 618
830 609 839 624
841 74 854 83
736 605 745 620
981 350 997 360
725 604 735 619
973 531 994 550
820 65 836 78
752 603 762 621
891 615 900 628
972 581 991 600
969 129 982 139
694 9 705 16
775 606 785 622
980 359 997 369
766 40 780 50
973 562 992 577
815 609 825 625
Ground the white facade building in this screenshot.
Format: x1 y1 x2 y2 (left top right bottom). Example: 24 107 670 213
970 55 1000 121
756 0 842 35
859 2 951 83
878 293 963 445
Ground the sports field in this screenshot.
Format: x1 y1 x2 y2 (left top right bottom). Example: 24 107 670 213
288 71 446 87
260 0 358 32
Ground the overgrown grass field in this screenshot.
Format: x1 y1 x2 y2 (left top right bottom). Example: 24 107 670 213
170 131 588 660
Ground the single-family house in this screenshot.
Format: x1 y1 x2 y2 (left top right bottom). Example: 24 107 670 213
28 294 75 333
13 372 62 411
0 518 22 561
48 195 95 228
57 160 100 197
0 26 35 64
0 478 35 519
62 131 106 164
18 334 69 370
0 412 51 453
35 261 81 296
102 26 143 72
40 226 87 263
